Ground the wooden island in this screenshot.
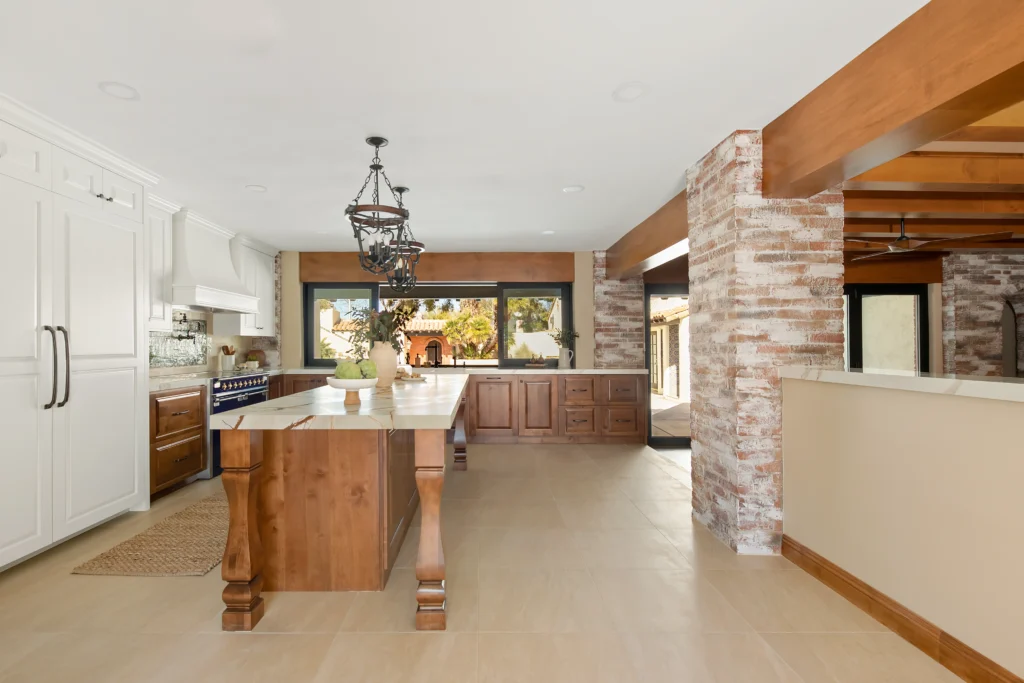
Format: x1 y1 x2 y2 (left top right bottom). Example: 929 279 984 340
209 374 469 632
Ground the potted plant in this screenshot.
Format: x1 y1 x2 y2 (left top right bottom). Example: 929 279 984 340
550 328 579 369
351 302 416 387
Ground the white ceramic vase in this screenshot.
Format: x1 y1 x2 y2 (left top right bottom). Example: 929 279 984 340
558 348 574 369
369 341 399 388
220 354 236 372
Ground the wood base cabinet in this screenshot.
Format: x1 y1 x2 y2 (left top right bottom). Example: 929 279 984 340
149 386 207 495
283 374 329 396
467 373 647 444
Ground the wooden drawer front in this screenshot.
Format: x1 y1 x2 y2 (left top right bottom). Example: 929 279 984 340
561 407 598 435
601 376 640 405
561 376 595 405
153 433 204 490
154 390 204 440
602 407 641 437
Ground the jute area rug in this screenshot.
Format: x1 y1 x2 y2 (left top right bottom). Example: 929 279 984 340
72 490 228 577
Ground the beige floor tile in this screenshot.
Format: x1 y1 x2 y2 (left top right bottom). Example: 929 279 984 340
315 633 478 683
660 526 799 572
536 453 604 479
472 500 566 529
0 632 56 677
705 570 889 633
477 528 586 569
341 567 478 633
465 448 540 477
478 567 612 633
445 472 487 499
615 476 691 501
622 632 803 683
253 592 357 633
396 525 481 570
546 476 631 501
478 475 552 501
573 529 690 570
632 500 695 529
762 632 963 682
151 633 334 683
591 568 754 633
587 453 671 479
479 633 639 683
555 499 655 530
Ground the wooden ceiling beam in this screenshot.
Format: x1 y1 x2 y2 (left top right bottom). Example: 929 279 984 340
844 191 1024 219
605 190 688 280
845 218 1024 239
844 153 1024 193
762 0 1024 198
843 240 1024 252
939 126 1024 143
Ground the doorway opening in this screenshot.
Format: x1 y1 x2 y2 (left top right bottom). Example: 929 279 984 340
645 284 690 447
844 284 930 372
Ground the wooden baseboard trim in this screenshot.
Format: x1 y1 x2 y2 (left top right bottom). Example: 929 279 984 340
781 535 1021 683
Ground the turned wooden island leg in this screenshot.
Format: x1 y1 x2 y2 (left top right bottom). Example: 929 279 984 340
414 429 446 630
453 395 468 471
220 430 265 631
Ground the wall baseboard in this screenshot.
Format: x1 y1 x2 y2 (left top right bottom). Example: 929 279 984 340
781 535 1022 683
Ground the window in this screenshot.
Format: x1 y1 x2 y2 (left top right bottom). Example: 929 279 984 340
500 284 572 367
303 284 378 367
844 284 930 372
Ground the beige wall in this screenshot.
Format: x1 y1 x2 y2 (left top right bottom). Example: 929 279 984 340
782 379 1024 676
573 251 595 369
280 251 303 369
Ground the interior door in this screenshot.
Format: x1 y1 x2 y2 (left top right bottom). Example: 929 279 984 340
0 175 54 565
51 195 147 540
845 284 929 372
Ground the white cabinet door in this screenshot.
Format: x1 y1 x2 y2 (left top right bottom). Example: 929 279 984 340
0 176 54 566
51 147 103 208
102 170 144 223
146 202 174 332
0 120 51 190
51 196 146 541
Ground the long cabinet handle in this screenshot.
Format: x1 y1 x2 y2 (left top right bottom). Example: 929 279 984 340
43 326 58 409
171 410 191 416
57 326 70 407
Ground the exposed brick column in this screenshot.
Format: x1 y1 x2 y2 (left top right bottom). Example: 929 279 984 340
942 252 1024 376
687 131 845 554
593 250 645 369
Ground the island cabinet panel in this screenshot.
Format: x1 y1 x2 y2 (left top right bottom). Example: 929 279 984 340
385 429 418 574
518 375 558 437
467 375 518 437
560 376 596 405
259 430 385 591
283 374 328 396
268 374 283 400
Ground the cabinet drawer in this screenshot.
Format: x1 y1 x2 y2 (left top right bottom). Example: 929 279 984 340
561 407 598 435
600 376 640 405
0 120 51 189
153 433 204 490
154 389 205 440
560 376 596 405
601 407 641 437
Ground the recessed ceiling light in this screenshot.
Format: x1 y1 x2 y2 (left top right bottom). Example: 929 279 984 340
245 184 268 193
612 81 647 103
97 81 140 101
542 230 556 235
562 185 585 194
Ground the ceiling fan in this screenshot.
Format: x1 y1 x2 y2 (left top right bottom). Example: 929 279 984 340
844 218 1014 262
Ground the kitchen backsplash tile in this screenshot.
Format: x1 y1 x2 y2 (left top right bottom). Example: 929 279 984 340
149 310 253 373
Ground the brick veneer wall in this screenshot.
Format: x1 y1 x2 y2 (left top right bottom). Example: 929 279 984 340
593 250 645 369
942 252 1024 376
687 131 845 554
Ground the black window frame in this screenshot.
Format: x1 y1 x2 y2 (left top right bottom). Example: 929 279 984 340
303 282 379 368
304 281 573 368
844 283 930 373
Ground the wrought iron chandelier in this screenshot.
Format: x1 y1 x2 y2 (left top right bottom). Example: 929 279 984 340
346 136 415 277
386 186 425 293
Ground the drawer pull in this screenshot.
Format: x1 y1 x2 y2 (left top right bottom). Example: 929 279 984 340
615 388 630 392
173 456 190 463
171 410 191 416
570 389 587 392
615 419 632 423
485 376 503 380
571 419 589 423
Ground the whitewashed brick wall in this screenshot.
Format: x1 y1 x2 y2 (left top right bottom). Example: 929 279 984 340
593 250 646 369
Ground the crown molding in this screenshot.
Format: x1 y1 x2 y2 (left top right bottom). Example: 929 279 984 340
146 193 181 214
0 93 160 187
175 208 235 239
235 233 279 256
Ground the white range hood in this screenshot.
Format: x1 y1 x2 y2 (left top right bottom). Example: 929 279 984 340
171 209 259 314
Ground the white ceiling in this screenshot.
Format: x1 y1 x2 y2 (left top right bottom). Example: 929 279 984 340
0 0 928 252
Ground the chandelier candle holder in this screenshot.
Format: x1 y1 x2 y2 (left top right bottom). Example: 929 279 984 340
387 186 425 293
346 137 412 276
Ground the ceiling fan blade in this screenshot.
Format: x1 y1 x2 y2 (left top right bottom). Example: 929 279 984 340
849 249 951 263
850 251 903 263
911 232 1015 250
843 238 896 249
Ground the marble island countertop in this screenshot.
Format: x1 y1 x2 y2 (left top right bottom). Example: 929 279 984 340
210 373 470 431
280 367 649 375
781 367 1024 404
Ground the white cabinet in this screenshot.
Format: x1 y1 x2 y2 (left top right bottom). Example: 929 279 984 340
0 120 51 190
51 147 143 222
0 175 54 567
214 241 277 337
146 197 176 332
